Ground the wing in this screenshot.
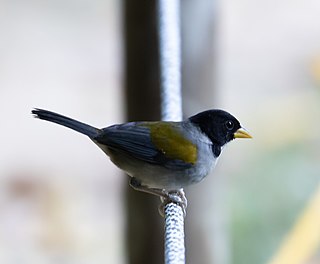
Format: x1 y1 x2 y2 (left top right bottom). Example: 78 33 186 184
94 122 197 170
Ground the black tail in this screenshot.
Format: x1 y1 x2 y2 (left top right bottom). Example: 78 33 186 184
32 108 101 138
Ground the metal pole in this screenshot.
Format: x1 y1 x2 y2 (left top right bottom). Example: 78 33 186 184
158 0 185 263
158 0 182 122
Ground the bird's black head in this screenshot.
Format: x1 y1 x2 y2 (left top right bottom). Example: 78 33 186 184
189 109 249 146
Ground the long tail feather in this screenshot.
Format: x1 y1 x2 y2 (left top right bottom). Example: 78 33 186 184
32 108 100 138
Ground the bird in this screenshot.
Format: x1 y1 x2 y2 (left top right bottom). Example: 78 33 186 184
32 108 251 211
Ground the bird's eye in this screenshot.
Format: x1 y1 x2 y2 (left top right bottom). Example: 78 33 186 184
225 120 234 130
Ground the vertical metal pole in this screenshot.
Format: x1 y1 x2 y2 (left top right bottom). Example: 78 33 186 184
158 0 185 263
158 0 182 121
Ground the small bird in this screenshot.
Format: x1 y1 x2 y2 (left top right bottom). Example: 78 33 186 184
32 108 251 210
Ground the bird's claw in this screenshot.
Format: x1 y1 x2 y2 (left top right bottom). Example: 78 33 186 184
159 189 187 217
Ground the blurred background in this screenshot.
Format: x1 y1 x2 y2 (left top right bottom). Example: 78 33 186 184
1 0 319 263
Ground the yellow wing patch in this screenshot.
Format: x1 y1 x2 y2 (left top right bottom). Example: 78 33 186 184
142 122 197 164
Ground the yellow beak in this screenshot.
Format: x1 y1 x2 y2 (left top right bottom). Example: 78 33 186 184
234 128 252 139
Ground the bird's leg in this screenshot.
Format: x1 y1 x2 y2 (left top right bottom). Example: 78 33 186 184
129 177 187 217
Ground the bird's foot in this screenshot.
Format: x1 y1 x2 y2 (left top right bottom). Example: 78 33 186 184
159 189 187 217
129 178 187 217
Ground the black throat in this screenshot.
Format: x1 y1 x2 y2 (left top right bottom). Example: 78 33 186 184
211 144 221 157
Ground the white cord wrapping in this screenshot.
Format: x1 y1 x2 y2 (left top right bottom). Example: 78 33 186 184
164 203 185 263
158 0 185 263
